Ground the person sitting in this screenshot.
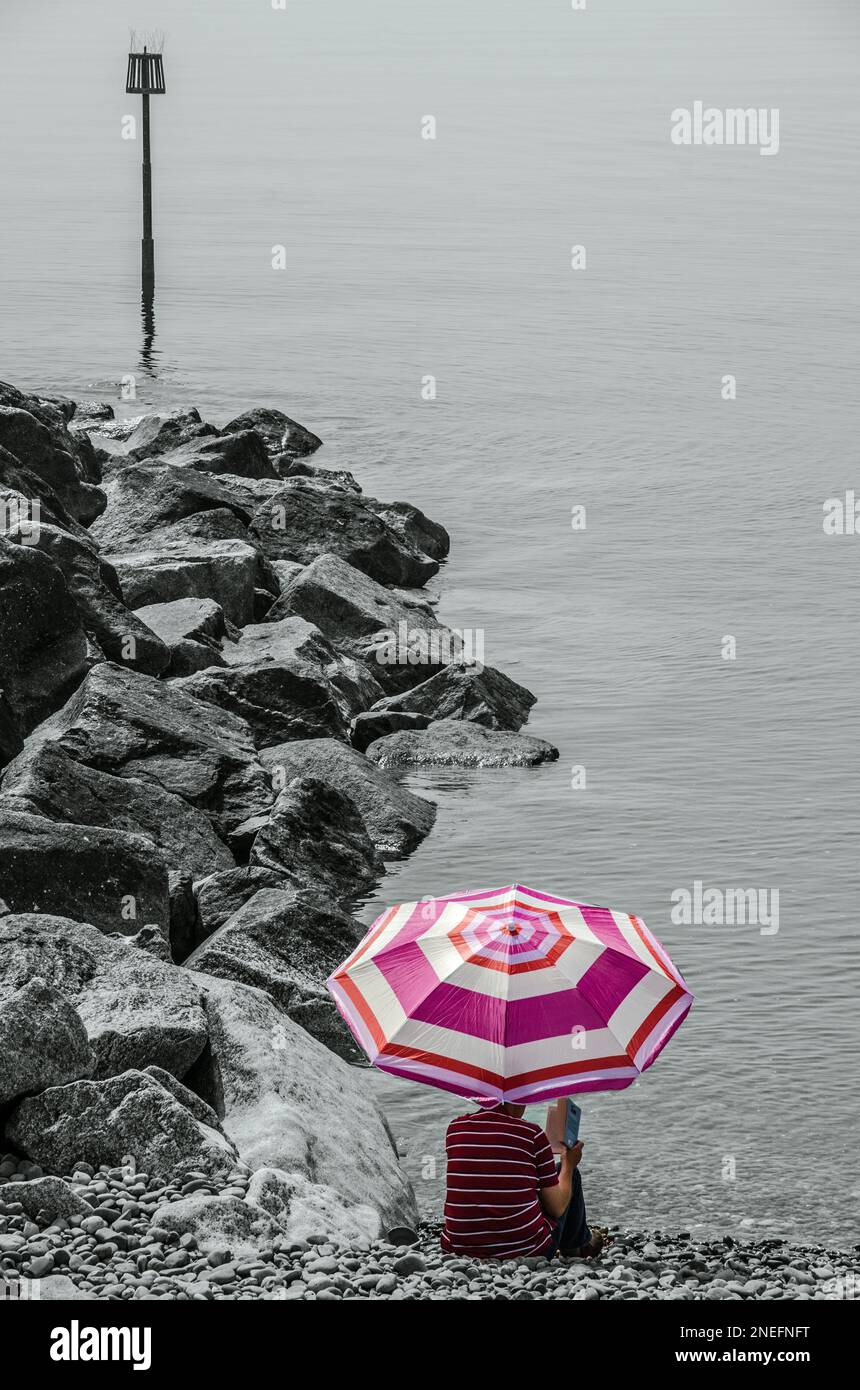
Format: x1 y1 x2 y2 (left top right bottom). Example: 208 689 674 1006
440 1099 605 1260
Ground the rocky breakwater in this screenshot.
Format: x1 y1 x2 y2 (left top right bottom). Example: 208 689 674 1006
0 384 557 1298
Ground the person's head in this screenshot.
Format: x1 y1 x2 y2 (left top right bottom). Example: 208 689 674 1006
501 1102 526 1118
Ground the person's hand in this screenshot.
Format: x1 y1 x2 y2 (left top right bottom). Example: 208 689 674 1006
561 1139 584 1169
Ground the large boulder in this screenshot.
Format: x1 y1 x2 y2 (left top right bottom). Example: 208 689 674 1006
223 407 322 461
6 1069 238 1180
0 810 170 935
152 1167 380 1256
158 430 278 480
0 537 90 745
365 497 450 561
246 1168 380 1244
248 479 439 587
0 384 100 480
131 596 229 675
0 444 92 540
223 615 381 708
349 709 431 753
22 662 272 840
268 553 461 693
67 400 115 433
124 408 217 461
3 522 169 677
192 865 287 938
29 1275 100 1301
105 537 260 626
365 718 560 768
0 403 105 525
371 661 537 731
0 1175 94 1222
184 887 363 1059
1 741 233 882
0 914 208 1078
171 616 383 748
151 1191 283 1256
186 973 417 1229
90 461 252 553
249 775 382 905
155 1172 380 1252
132 595 228 646
259 737 435 858
275 459 361 492
0 977 94 1106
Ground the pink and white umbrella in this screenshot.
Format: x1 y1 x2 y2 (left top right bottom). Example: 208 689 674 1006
327 883 693 1104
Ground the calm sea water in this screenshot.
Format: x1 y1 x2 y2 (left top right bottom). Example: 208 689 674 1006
2 0 858 1246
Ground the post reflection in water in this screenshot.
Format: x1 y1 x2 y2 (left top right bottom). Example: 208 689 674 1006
139 287 157 376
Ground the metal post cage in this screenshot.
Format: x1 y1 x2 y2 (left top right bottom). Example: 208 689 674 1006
126 49 165 95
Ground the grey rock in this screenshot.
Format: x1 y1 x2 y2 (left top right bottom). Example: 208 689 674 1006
0 1175 94 1221
33 1273 100 1300
151 1191 283 1255
132 597 229 675
269 559 306 592
0 445 92 542
0 913 208 1079
90 461 252 554
249 775 382 905
248 479 438 587
106 537 259 627
366 718 559 768
157 430 278 480
275 459 360 491
111 922 173 961
365 498 450 561
186 973 417 1230
22 661 272 840
1 740 233 882
372 661 537 732
0 403 105 526
246 1167 381 1244
349 709 432 753
68 400 114 430
171 616 381 748
133 595 228 647
7 1069 238 1180
185 887 364 1059
0 537 90 745
268 554 461 693
0 809 170 935
223 407 322 461
387 1226 420 1246
3 523 169 677
141 1065 224 1131
124 408 218 461
225 613 382 709
193 865 287 939
259 737 435 858
0 977 94 1105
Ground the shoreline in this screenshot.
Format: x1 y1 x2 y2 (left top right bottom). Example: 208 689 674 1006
1 1153 853 1301
0 381 559 1299
1 383 853 1301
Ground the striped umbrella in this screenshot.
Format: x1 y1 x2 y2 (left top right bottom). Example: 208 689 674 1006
327 883 693 1103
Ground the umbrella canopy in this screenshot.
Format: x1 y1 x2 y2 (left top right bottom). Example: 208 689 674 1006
327 883 693 1104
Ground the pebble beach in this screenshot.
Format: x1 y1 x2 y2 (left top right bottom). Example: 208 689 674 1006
2 1155 856 1302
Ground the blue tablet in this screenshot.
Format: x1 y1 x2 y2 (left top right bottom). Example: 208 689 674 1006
564 1099 582 1147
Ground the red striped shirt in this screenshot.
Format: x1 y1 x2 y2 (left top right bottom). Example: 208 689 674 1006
441 1104 559 1259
